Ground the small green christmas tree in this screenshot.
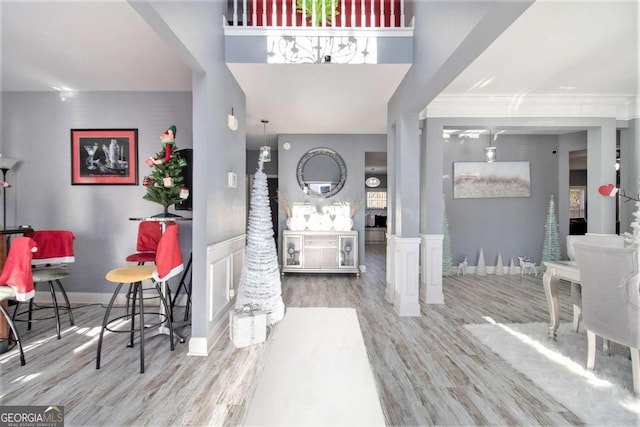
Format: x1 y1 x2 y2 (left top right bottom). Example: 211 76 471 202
142 125 188 217
540 194 560 273
442 196 453 276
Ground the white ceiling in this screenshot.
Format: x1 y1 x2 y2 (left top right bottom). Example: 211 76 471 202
227 63 410 148
439 0 637 97
1 0 638 152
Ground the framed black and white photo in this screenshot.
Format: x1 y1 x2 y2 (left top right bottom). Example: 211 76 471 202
71 129 138 185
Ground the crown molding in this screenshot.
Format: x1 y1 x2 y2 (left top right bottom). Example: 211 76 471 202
425 94 639 121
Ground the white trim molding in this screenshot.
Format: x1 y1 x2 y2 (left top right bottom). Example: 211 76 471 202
420 234 444 304
385 233 396 303
425 94 638 121
392 236 421 317
188 234 246 356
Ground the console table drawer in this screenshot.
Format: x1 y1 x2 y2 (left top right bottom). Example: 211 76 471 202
304 237 337 248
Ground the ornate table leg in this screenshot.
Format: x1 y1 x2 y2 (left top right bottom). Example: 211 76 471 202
542 269 560 339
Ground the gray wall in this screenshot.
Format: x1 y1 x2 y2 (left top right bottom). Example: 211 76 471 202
2 91 193 293
387 1 534 243
139 1 248 340
277 134 386 267
443 133 559 267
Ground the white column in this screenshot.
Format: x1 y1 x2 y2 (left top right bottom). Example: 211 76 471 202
393 236 421 317
385 232 395 303
420 234 444 304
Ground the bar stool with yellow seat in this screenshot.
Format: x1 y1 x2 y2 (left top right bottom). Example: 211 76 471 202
96 222 184 374
0 236 38 366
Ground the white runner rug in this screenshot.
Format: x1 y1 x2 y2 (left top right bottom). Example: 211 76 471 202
466 321 640 426
242 307 386 426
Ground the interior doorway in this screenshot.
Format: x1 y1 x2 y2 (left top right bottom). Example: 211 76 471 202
364 151 388 270
569 149 587 235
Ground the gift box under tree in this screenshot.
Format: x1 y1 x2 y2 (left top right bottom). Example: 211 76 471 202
229 307 267 348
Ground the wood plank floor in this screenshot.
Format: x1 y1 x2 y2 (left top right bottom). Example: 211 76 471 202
0 244 581 426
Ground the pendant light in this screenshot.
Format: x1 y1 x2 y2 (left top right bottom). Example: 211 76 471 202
484 130 497 163
260 119 271 163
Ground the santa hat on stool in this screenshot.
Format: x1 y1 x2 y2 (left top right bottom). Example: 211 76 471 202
152 222 184 282
0 237 37 301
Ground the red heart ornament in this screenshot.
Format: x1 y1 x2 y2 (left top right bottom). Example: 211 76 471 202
599 184 615 196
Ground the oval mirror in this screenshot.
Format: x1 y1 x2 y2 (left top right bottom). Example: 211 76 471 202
297 148 347 199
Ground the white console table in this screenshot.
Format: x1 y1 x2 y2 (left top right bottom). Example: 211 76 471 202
282 230 359 276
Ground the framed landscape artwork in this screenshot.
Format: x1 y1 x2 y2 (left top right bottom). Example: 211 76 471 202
453 161 531 199
71 129 138 185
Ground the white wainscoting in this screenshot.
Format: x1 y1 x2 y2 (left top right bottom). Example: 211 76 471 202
420 234 444 304
189 234 246 356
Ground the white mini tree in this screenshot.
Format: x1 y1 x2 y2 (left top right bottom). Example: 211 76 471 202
235 158 285 326
540 194 560 273
495 253 504 275
476 248 487 276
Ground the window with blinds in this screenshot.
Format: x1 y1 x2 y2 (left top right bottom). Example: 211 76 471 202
366 191 387 209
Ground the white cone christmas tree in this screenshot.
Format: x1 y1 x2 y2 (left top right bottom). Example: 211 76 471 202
476 248 486 276
623 201 640 247
495 253 504 275
540 194 561 273
508 258 517 275
442 197 453 276
235 158 285 326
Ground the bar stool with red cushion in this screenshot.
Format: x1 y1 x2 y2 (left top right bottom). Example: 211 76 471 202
96 222 184 374
125 221 162 317
13 230 75 339
0 236 37 365
126 221 162 265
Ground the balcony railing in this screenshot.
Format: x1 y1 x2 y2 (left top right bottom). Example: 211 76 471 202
225 0 411 29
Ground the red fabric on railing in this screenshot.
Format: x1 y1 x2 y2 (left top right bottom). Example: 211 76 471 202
251 0 402 27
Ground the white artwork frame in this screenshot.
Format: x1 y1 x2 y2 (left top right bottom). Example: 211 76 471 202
453 161 531 199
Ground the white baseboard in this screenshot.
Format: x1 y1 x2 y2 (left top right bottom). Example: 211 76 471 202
452 266 531 276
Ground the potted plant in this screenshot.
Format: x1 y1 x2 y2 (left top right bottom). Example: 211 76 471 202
296 0 340 26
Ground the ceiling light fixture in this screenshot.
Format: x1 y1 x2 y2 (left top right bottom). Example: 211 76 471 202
260 119 271 163
484 130 497 163
228 108 238 131
365 177 381 188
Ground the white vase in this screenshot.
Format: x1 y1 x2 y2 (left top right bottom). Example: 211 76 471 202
333 216 353 231
287 216 307 231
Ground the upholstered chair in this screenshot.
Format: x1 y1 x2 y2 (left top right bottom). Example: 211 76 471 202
566 234 624 332
573 243 640 396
